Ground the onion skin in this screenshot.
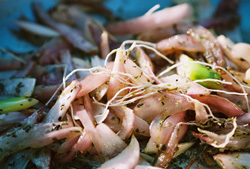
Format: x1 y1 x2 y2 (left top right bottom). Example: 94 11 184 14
156 34 205 55
99 135 140 169
189 94 244 117
189 26 225 67
43 80 81 123
214 152 250 169
149 111 187 145
32 3 98 53
0 122 82 161
105 3 193 35
134 92 193 122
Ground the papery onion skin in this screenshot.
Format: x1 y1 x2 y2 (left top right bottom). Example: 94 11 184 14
105 3 193 35
214 152 250 169
98 135 140 169
43 80 81 123
156 34 205 56
189 94 244 117
0 122 81 160
32 3 98 53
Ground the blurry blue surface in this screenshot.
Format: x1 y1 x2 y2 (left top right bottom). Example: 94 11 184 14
104 0 172 19
0 0 250 52
238 0 250 43
0 0 58 52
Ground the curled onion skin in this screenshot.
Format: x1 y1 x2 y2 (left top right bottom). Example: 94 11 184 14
138 22 193 42
43 80 81 123
98 135 140 169
76 71 110 98
134 92 193 122
107 48 128 100
156 34 205 55
155 120 188 168
149 111 187 145
55 130 92 163
189 94 244 117
188 26 225 67
117 106 135 140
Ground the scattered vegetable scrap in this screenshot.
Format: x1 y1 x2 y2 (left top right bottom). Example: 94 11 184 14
1 0 250 168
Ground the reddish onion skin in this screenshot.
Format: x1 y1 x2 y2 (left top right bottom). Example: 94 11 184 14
55 130 92 163
189 94 244 117
134 92 193 122
105 3 192 35
0 58 21 71
192 132 214 144
111 106 150 137
107 49 128 100
118 106 135 140
124 59 154 85
76 72 110 98
73 97 103 154
150 111 187 145
60 50 77 82
138 22 193 42
39 38 72 65
155 112 188 168
193 130 250 151
96 123 127 157
76 62 113 98
156 34 205 55
63 0 113 19
135 47 157 83
188 26 225 67
56 134 80 154
33 84 61 103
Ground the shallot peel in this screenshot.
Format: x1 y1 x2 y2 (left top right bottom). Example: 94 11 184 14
105 3 193 35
